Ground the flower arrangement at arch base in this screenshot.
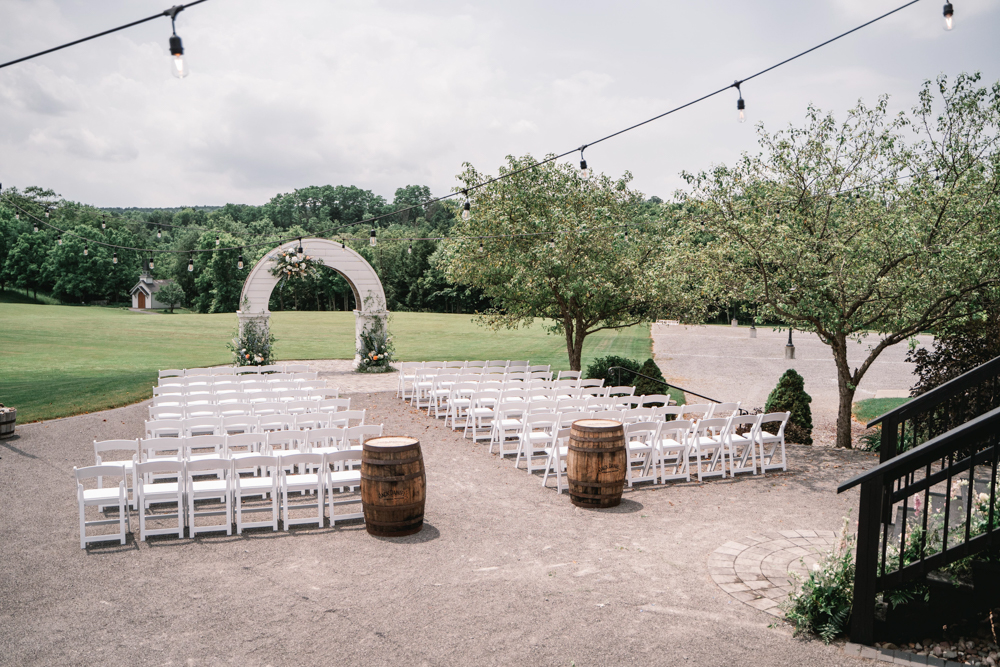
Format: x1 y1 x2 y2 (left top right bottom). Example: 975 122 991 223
355 315 395 374
227 318 277 367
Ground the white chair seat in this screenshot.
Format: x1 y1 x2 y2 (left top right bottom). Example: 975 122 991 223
329 471 362 485
285 473 322 486
190 479 228 494
142 482 182 497
81 487 127 503
238 477 274 492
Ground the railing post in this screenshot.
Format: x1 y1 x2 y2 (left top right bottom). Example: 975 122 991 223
879 414 898 464
850 475 884 645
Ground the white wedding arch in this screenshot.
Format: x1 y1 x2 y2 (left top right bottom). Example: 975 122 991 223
237 238 387 365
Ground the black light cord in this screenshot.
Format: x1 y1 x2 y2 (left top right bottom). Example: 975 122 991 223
0 1 211 70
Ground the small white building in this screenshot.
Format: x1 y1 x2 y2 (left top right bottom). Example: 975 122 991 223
130 272 175 310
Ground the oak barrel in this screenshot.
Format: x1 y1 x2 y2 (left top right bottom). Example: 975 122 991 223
566 419 626 508
361 436 426 537
0 406 15 440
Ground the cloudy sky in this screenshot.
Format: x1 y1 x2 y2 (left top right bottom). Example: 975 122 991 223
0 0 997 207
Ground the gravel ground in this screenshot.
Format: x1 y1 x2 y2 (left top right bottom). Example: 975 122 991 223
0 389 880 666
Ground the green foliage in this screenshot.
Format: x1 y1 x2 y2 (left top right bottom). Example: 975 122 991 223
156 282 186 312
765 369 813 445
355 314 395 373
445 155 703 370
783 519 856 644
680 73 1000 448
228 318 276 366
584 355 641 384
634 358 668 399
906 301 1000 396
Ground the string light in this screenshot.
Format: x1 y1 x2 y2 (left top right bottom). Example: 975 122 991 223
297 238 304 256
623 228 629 242
408 243 412 255
215 235 220 247
369 230 377 247
157 227 162 239
187 256 194 272
341 240 346 249
112 252 118 264
58 235 62 245
148 256 155 270
167 5 188 79
579 146 591 181
734 81 746 124
461 190 472 221
33 220 38 233
45 208 49 218
942 2 954 29
237 254 244 270
101 216 107 230
83 244 88 256
478 241 484 253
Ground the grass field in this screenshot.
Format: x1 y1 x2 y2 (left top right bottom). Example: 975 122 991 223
852 397 911 425
0 303 651 423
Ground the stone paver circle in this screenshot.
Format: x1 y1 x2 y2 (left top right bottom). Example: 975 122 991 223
708 529 838 616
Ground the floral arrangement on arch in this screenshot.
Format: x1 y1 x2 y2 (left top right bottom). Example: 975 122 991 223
268 248 320 281
227 318 276 367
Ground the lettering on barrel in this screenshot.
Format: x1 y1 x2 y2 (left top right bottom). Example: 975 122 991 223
379 489 408 501
598 464 621 474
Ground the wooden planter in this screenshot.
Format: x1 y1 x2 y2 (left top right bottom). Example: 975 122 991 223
0 407 15 439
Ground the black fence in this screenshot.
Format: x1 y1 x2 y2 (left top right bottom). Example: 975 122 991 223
605 366 723 404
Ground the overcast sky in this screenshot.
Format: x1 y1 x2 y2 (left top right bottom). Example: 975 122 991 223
0 0 997 208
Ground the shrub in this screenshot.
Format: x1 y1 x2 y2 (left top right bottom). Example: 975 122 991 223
906 311 1000 396
764 368 813 445
633 358 668 401
783 518 855 644
584 355 641 385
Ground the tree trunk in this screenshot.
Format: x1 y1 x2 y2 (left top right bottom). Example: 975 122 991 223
831 335 857 449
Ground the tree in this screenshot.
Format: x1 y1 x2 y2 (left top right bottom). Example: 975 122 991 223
681 74 1000 448
445 155 700 370
764 369 814 445
156 282 186 313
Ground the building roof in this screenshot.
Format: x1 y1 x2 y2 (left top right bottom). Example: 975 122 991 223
129 272 175 295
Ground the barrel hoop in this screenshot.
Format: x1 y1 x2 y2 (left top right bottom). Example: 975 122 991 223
569 491 623 501
360 471 424 482
363 442 420 453
364 500 425 512
361 456 423 466
567 445 625 453
567 478 625 488
365 516 424 527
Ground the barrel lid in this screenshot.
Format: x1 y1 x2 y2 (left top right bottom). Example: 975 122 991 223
363 436 420 450
573 419 622 430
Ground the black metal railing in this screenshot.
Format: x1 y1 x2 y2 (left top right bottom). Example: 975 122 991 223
838 407 1000 644
869 355 1000 463
605 366 723 404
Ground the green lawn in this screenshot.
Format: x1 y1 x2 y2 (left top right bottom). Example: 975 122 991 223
852 397 911 425
0 303 651 423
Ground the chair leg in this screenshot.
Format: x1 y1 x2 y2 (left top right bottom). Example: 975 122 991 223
79 500 87 549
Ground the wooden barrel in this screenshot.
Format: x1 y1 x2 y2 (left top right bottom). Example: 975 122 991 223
361 436 426 537
0 407 15 440
566 419 626 508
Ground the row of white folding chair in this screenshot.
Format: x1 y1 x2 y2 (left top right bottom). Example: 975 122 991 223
159 364 312 379
157 375 322 390
160 372 300 385
402 366 556 402
145 409 366 438
426 377 608 413
149 397 348 420
435 382 627 428
410 370 555 407
75 451 361 546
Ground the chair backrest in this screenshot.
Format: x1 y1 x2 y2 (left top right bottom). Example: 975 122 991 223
607 385 636 397
149 405 184 420
185 405 222 418
495 401 526 419
183 416 222 436
319 398 351 412
556 399 587 413
579 378 605 388
253 402 286 416
266 431 301 452
472 389 500 406
591 410 624 422
759 412 791 437
295 413 331 430
694 417 731 439
214 391 248 404
585 397 613 411
186 368 211 377
222 415 258 434
499 388 527 402
558 411 590 428
712 402 741 418
140 437 184 461
344 424 384 448
580 387 608 398
529 371 552 380
444 360 466 369
233 455 278 477
527 399 557 414
330 409 365 427
302 427 346 450
235 366 260 375
639 394 672 407
464 360 486 368
729 413 763 439
226 432 267 454
526 389 553 401
507 360 530 369
218 403 253 417
400 361 423 372
556 370 581 381
259 415 295 432
211 367 236 376
184 435 225 458
653 405 684 421
552 380 577 389
185 456 232 477
623 407 655 423
658 419 693 443
146 419 183 438
283 400 316 415
134 459 185 479
423 361 445 370
93 439 139 464
681 403 715 421
523 413 559 433
158 369 184 379
528 365 550 373
277 452 323 472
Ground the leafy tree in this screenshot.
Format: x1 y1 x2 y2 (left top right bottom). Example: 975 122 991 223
4 232 53 299
680 74 1000 448
446 155 700 370
43 226 115 303
764 369 814 445
156 282 186 313
907 297 1000 395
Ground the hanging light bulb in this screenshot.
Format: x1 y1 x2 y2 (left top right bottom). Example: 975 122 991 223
33 220 38 233
167 7 189 79
101 216 106 230
148 256 155 270
238 254 244 270
187 256 194 272
45 208 50 219
157 227 162 239
83 244 88 256
943 3 954 29
297 238 304 256
478 241 484 253
461 190 471 221
733 80 747 123
407 243 412 255
112 252 118 265
58 235 62 246
215 235 220 247
341 240 346 249
369 230 377 247
579 146 591 181
14 213 18 221
624 228 629 242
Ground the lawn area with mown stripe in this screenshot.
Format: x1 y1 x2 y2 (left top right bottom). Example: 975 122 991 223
0 303 651 423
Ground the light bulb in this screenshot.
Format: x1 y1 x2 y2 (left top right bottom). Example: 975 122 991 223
33 222 38 232
738 98 746 124
297 238 304 256
112 253 118 264
580 159 591 181
478 241 484 253
58 236 62 246
101 217 106 230
943 3 954 29
369 230 377 247
14 214 18 221
187 257 194 272
149 257 154 270
169 35 188 78
45 209 49 218
83 245 88 256
408 243 412 255
238 254 244 270
462 201 471 221
341 241 346 249
157 229 162 239
215 235 220 246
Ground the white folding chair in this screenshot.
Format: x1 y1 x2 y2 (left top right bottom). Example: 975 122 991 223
159 369 185 379
295 413 331 431
397 361 423 400
223 415 258 435
226 432 269 472
712 402 742 419
464 389 500 440
556 370 581 381
758 412 791 473
681 403 715 423
639 394 673 407
325 450 364 524
329 409 366 429
490 401 526 456
688 417 731 481
319 398 351 414
93 439 140 510
149 405 184 421
259 415 295 432
186 458 233 537
653 419 693 483
75 465 130 548
727 414 763 476
515 413 559 473
280 453 325 529
234 455 279 534
607 386 636 397
623 422 659 486
134 460 185 540
429 374 460 418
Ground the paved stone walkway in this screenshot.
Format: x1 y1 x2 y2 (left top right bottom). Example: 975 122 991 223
285 358 398 394
708 529 839 616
